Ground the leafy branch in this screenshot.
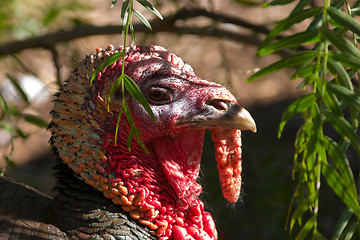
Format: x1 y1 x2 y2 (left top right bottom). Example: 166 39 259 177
248 0 360 239
90 0 161 152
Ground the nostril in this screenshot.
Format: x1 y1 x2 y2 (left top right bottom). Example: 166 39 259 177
205 99 229 111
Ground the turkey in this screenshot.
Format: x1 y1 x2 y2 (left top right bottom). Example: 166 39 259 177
0 45 256 240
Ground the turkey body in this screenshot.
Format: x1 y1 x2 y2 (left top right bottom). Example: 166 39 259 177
0 45 256 240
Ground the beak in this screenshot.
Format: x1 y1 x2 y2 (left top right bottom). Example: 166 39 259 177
176 100 257 132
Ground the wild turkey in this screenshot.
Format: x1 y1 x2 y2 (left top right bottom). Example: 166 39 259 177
0 45 256 240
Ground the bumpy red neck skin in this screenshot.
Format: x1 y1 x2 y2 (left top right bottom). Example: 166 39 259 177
51 45 245 240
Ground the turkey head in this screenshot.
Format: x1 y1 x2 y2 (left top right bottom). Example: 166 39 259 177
51 45 256 240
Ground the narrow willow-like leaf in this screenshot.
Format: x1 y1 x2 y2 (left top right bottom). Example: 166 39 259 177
322 162 360 218
133 9 152 30
322 28 360 58
290 194 316 231
90 51 124 85
137 0 163 20
325 111 360 156
108 75 124 111
22 114 48 128
327 59 353 90
332 207 354 240
328 52 360 69
278 93 317 138
295 216 316 240
323 87 343 117
7 74 29 104
0 121 13 132
262 0 296 7
324 136 356 195
258 30 319 56
292 63 321 81
123 100 149 153
328 6 360 36
123 74 156 121
0 92 8 120
326 83 360 112
247 51 317 82
111 0 118 8
121 0 130 21
261 8 321 47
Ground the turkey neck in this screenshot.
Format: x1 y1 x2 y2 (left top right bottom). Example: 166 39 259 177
50 159 155 239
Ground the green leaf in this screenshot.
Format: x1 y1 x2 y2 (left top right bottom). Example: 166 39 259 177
123 74 156 121
322 86 343 117
278 93 317 138
90 51 124 85
295 216 316 240
322 161 360 219
257 30 319 56
327 59 353 90
133 9 152 30
328 52 360 69
0 121 13 132
290 194 315 231
0 92 8 120
325 111 360 156
322 28 360 58
328 6 360 36
326 83 360 113
108 75 124 111
262 0 296 7
247 51 317 82
292 63 321 81
136 0 163 20
111 0 118 8
261 8 321 47
333 207 354 240
7 74 29 104
120 0 130 22
323 137 356 196
22 114 48 128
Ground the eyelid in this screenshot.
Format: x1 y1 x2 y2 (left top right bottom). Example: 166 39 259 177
146 86 174 105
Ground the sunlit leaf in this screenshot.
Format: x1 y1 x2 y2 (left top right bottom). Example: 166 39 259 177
22 114 48 128
7 74 29 104
0 92 7 120
322 161 360 218
290 194 315 231
0 121 13 132
257 30 319 56
247 51 317 82
108 75 124 111
137 0 163 20
328 6 360 36
326 83 360 112
292 64 321 81
262 0 296 7
90 51 124 85
328 52 360 69
123 74 156 121
261 8 321 47
333 207 354 240
325 111 360 156
323 137 356 195
327 59 353 90
278 93 317 138
322 86 342 117
133 9 152 30
121 0 130 23
322 28 360 58
295 216 316 240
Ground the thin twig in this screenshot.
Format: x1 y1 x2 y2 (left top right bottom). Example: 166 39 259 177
0 7 303 59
